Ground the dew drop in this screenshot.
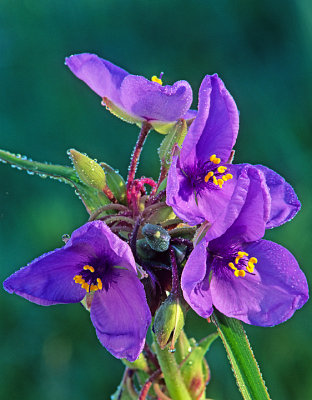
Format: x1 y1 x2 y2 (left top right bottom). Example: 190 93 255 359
62 234 70 243
27 170 35 175
168 348 176 353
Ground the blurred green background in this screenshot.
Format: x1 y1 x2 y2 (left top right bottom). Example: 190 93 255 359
1 0 311 399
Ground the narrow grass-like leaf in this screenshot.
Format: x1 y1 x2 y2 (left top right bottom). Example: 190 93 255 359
211 310 271 400
0 149 110 214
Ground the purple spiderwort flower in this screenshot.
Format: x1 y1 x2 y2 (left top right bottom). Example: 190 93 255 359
182 168 308 326
3 221 151 361
166 74 300 240
65 53 195 134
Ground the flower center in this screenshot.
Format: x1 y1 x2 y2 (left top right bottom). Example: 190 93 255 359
73 264 103 292
151 73 164 85
203 154 233 189
227 251 258 277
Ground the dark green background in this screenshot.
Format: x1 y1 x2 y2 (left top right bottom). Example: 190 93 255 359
1 1 311 399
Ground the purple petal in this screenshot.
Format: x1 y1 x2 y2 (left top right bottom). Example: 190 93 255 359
65 53 128 106
68 221 137 273
210 240 308 326
3 247 87 305
255 165 301 228
181 240 213 318
181 74 239 168
120 75 193 122
166 155 205 225
200 164 252 241
90 269 151 361
208 165 271 245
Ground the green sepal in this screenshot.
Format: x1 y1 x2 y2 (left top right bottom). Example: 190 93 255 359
158 119 187 167
0 149 110 215
100 162 127 204
211 310 271 400
122 352 149 372
179 332 219 400
146 204 176 225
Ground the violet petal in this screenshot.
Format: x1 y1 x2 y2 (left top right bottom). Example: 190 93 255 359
3 247 87 305
210 240 308 326
90 268 151 361
181 240 213 318
120 75 193 122
255 164 301 228
65 53 128 106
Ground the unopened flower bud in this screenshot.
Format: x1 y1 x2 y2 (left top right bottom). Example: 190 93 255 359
153 293 186 350
69 149 106 191
142 223 171 252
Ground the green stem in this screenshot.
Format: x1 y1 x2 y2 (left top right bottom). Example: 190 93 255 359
153 337 192 400
211 311 271 400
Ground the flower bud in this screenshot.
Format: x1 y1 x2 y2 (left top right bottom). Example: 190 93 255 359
100 162 127 204
153 293 186 350
69 149 106 191
142 223 171 252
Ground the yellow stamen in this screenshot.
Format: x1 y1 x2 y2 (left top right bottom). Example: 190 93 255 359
210 154 217 162
238 270 246 277
212 175 218 185
238 251 249 257
204 171 214 183
151 75 163 85
83 265 95 273
90 284 98 291
247 263 254 273
217 166 227 173
222 175 228 182
249 257 258 264
225 173 233 180
73 275 82 283
213 158 221 164
228 262 237 270
217 178 224 188
82 282 89 291
97 278 103 290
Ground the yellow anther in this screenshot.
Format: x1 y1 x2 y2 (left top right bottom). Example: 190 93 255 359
213 175 218 185
238 251 249 257
217 166 227 173
204 171 214 183
73 275 82 283
235 256 242 264
82 282 89 290
225 173 233 180
213 157 221 164
217 178 224 188
228 262 237 270
249 257 258 264
83 265 95 273
210 154 217 162
222 175 228 182
90 284 98 291
234 269 246 277
97 278 103 290
151 75 163 85
247 263 254 273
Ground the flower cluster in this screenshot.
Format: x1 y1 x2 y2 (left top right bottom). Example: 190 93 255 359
3 54 308 367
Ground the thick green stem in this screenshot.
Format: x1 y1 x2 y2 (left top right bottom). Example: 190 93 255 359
153 338 192 400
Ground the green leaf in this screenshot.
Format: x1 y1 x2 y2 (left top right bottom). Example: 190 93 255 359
211 311 271 400
0 149 110 214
